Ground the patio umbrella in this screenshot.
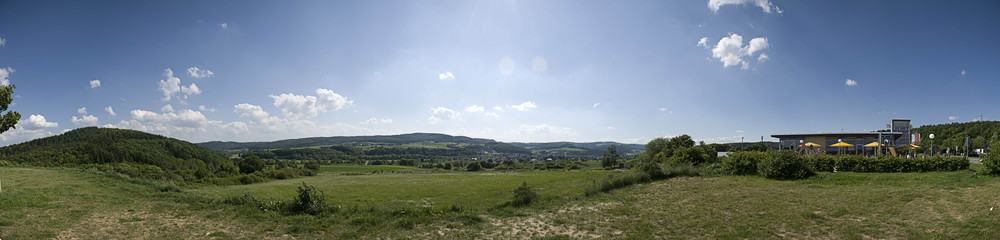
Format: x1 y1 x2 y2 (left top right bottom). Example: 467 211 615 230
863 142 883 148
803 142 821 147
830 142 854 147
897 144 920 150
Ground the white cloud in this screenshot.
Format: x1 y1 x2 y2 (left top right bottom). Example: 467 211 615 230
234 103 278 124
219 23 228 29
708 33 769 69
428 107 460 124
360 117 393 125
532 56 548 72
158 68 201 101
593 103 601 108
845 78 858 86
493 106 503 111
516 124 572 135
270 88 353 119
658 107 667 112
131 109 208 129
465 105 485 113
709 0 781 14
757 53 769 62
0 127 55 145
161 104 175 113
509 101 537 111
438 72 455 80
486 112 500 118
90 79 101 88
198 105 217 112
71 115 99 126
77 107 88 115
697 37 709 48
105 106 117 117
0 37 5 46
0 67 14 86
187 67 214 78
22 114 58 130
948 116 958 121
961 70 967 76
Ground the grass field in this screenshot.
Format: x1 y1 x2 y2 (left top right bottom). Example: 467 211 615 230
5 164 1000 239
318 164 425 173
193 169 613 210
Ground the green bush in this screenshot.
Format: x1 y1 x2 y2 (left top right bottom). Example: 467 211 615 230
584 171 652 196
466 161 482 172
982 143 1000 175
503 182 538 207
803 155 835 172
290 182 327 215
722 151 764 175
757 151 815 180
238 155 266 174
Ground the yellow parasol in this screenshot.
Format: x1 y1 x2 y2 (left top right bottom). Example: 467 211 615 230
863 141 883 148
897 144 921 150
830 142 854 147
803 142 821 147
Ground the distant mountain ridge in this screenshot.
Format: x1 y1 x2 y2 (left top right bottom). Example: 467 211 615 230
197 133 646 157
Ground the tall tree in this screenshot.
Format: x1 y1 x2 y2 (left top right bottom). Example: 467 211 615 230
602 145 619 168
0 85 20 133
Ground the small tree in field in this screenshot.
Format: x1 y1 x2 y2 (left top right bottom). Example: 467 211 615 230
466 161 482 171
983 141 1000 175
238 155 266 174
602 145 620 169
0 85 21 134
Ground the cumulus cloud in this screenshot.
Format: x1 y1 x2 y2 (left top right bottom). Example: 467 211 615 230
708 0 781 14
757 53 769 62
198 105 217 112
593 103 601 108
22 114 58 130
658 107 668 112
0 67 14 86
158 68 201 101
269 88 353 119
948 116 958 121
465 105 485 113
90 79 101 88
187 67 214 78
697 37 709 48
961 70 967 76
428 107 460 124
71 115 99 126
161 104 175 112
360 117 393 125
845 79 858 86
105 106 117 117
509 101 537 111
493 106 503 111
77 107 88 115
485 112 500 118
708 33 769 69
219 23 228 29
516 124 572 135
0 37 5 46
438 72 455 80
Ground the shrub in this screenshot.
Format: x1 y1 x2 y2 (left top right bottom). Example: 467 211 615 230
722 151 764 175
466 161 482 172
803 155 835 172
238 174 264 184
757 151 815 180
983 143 1000 175
238 155 266 174
503 182 538 207
304 160 320 171
290 182 327 215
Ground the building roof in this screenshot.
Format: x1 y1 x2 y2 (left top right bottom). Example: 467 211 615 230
771 132 903 138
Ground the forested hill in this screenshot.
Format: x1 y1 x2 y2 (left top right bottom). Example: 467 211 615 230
0 127 230 171
198 133 517 151
913 121 1000 149
197 133 647 157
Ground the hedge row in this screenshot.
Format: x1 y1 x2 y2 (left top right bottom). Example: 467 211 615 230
722 151 970 179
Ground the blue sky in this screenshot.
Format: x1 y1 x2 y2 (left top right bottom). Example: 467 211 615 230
0 0 997 145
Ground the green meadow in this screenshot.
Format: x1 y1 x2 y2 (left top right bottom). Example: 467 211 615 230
3 164 1000 239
